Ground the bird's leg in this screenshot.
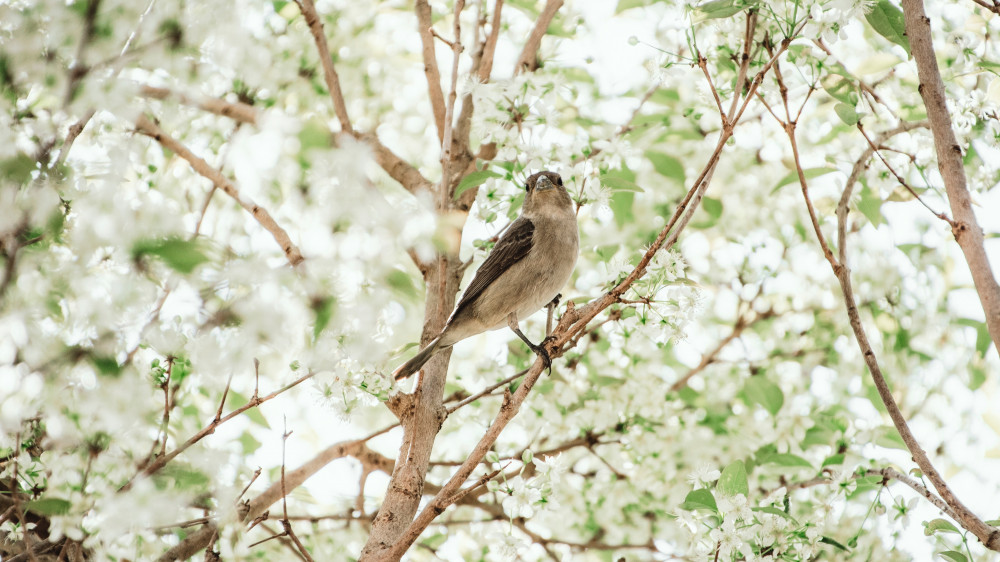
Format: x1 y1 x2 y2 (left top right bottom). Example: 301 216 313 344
545 293 561 337
506 312 551 372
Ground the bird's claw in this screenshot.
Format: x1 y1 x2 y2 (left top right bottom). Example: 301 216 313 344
532 336 555 374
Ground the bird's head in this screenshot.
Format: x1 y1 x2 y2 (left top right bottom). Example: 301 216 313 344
523 171 573 218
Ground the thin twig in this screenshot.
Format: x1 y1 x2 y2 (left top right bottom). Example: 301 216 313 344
134 115 305 266
121 370 316 490
294 0 353 133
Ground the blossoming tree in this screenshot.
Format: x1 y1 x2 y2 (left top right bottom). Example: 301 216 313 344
1 0 999 560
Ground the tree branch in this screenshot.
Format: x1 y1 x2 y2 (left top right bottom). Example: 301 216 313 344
415 0 446 141
140 85 258 125
901 0 1000 357
765 54 1000 549
134 115 305 266
294 0 353 134
513 0 563 75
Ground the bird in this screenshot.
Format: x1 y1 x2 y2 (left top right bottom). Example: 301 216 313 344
394 170 579 381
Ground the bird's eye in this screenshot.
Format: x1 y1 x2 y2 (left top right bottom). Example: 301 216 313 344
556 177 563 186
525 183 530 191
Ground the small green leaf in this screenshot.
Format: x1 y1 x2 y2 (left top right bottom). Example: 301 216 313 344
646 151 685 184
680 488 718 512
858 184 884 227
717 460 749 497
600 173 644 192
311 296 335 339
26 498 71 516
835 102 860 125
821 453 845 467
865 0 911 56
938 551 967 562
743 376 784 416
386 269 417 299
752 506 798 523
609 190 635 228
924 518 961 536
702 197 722 219
759 453 813 469
454 170 502 199
615 0 649 13
695 0 753 20
770 167 836 194
229 391 270 429
239 432 261 454
133 237 210 274
820 536 851 552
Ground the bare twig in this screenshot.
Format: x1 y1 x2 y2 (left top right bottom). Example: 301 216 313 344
513 0 563 75
140 86 258 125
122 369 315 491
855 123 953 224
767 38 1000 548
478 0 504 82
280 420 315 562
902 0 1000 358
294 0 353 133
669 309 775 392
134 115 305 266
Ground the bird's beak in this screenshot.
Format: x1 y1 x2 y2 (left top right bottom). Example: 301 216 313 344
536 175 555 192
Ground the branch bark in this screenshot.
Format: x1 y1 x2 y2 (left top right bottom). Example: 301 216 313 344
513 0 563 75
415 0 447 141
294 0 353 134
901 0 1000 356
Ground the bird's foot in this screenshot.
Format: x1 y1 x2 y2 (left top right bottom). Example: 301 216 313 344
547 293 562 309
532 336 556 374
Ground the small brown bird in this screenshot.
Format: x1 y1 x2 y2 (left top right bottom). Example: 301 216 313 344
394 171 579 380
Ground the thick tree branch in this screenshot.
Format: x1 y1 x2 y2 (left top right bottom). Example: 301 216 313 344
513 0 563 75
134 115 305 266
901 0 1000 356
415 0 447 141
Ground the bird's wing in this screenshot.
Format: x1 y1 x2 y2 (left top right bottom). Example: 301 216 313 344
452 216 535 318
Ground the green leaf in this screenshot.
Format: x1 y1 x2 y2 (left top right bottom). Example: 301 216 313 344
802 426 835 448
858 184 884 227
229 391 271 428
874 427 908 451
956 318 990 357
820 536 851 552
609 190 635 228
615 0 650 13
454 170 502 199
26 498 71 516
386 269 417 299
938 551 967 562
924 518 960 536
835 102 860 125
298 119 332 151
985 519 1000 526
1 153 37 185
311 296 335 339
646 151 685 184
601 173 644 192
695 0 753 20
717 460 749 497
133 237 210 274
771 167 837 194
743 376 784 416
759 453 813 469
239 432 261 454
821 453 845 467
680 488 718 512
865 0 911 56
702 197 722 219
752 506 798 523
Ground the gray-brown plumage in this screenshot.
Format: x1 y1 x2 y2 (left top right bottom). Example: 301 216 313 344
394 171 579 380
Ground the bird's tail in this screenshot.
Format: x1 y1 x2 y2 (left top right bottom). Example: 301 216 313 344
393 336 443 381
